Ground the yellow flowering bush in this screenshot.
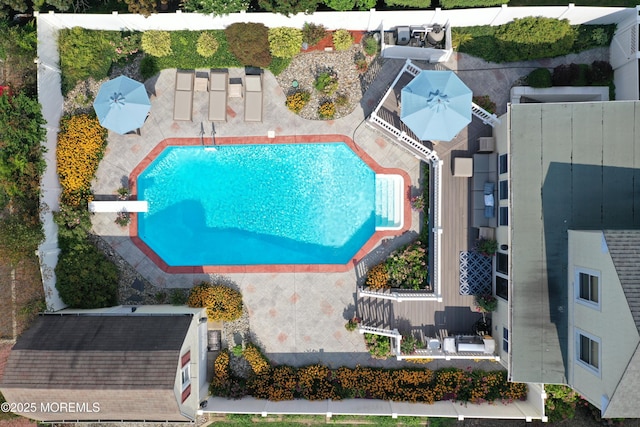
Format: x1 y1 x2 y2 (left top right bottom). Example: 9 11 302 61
187 281 243 321
56 114 108 207
210 350 230 394
243 343 270 375
318 101 336 120
285 90 310 114
365 263 390 289
332 29 354 51
214 352 527 404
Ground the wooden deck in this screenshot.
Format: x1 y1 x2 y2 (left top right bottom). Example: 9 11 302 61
361 66 494 343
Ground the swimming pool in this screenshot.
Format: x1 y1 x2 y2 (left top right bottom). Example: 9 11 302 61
137 143 376 266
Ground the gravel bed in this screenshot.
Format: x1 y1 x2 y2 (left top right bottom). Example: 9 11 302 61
275 44 375 120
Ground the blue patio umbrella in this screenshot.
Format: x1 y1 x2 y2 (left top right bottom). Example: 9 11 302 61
93 75 151 135
400 71 472 142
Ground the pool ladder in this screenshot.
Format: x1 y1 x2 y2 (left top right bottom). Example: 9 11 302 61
201 122 217 151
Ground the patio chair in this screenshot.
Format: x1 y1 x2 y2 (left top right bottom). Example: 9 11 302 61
208 70 228 122
244 74 263 122
174 70 194 121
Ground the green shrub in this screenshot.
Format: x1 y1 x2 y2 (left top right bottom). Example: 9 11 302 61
302 22 326 46
55 244 119 309
494 17 576 63
141 30 172 57
140 55 160 80
440 0 506 8
572 25 615 53
155 30 241 70
384 0 430 7
362 35 378 56
182 0 248 14
0 92 46 215
196 31 220 58
314 71 338 95
527 68 552 88
587 61 613 85
332 30 354 51
170 288 188 305
0 216 44 264
225 23 271 68
58 27 115 94
552 63 590 86
364 333 391 359
268 27 303 59
472 95 496 114
53 204 92 251
385 241 428 289
258 0 318 16
545 385 581 422
476 238 497 256
268 56 291 76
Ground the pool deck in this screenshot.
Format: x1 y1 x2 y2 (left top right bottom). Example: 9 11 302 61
91 49 609 368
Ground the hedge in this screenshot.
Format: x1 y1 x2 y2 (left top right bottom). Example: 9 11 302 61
155 30 242 70
211 351 528 403
440 0 506 9
456 23 613 64
225 23 272 68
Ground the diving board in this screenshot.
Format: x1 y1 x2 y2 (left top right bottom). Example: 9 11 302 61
88 201 148 213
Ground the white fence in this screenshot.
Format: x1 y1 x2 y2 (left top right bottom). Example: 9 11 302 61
35 5 632 33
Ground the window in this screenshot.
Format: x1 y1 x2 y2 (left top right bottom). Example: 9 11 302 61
576 329 600 374
499 154 508 174
496 276 508 300
503 327 509 353
499 180 508 200
496 252 508 275
499 207 508 226
574 268 600 309
181 364 191 390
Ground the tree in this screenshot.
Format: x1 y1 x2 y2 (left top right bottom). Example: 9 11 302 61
0 92 46 216
119 0 157 16
258 0 318 16
183 0 248 15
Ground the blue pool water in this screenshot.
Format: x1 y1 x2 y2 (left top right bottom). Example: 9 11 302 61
137 143 376 266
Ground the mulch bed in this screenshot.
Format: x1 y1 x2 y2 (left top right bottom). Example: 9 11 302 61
304 31 366 53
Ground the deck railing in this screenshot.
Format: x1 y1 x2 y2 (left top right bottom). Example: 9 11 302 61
358 287 441 302
397 349 500 361
471 102 501 127
358 324 402 356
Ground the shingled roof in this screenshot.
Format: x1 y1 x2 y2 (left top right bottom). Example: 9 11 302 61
0 314 193 421
603 230 640 334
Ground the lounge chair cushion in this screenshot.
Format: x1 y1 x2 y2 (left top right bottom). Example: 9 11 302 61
209 90 226 122
209 72 227 92
244 75 263 122
174 90 193 121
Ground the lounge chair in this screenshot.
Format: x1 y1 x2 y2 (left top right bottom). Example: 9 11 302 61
208 70 228 122
174 70 194 121
244 74 263 122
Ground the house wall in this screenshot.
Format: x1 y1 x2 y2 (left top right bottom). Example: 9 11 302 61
567 230 640 409
174 308 208 420
491 113 510 371
609 7 639 100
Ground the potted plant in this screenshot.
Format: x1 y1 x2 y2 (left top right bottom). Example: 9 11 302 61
474 294 497 335
476 238 497 256
410 195 425 212
345 317 360 332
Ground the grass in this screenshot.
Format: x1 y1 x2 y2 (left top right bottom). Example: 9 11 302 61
210 414 452 426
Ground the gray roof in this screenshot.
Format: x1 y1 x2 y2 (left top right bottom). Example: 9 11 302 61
604 230 640 334
509 101 640 384
0 314 192 421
